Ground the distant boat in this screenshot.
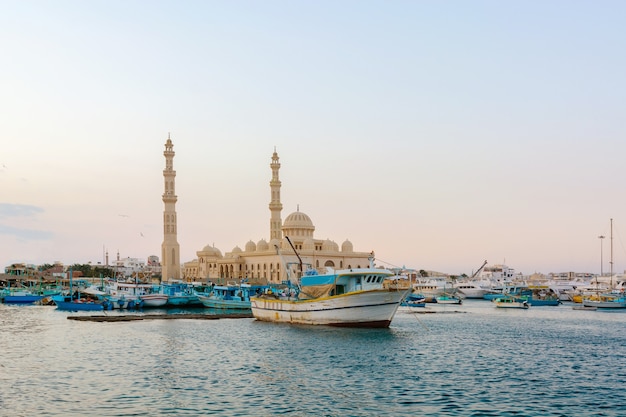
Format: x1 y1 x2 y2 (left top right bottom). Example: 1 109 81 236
493 295 529 309
435 294 462 304
519 286 561 306
454 260 489 299
251 238 409 328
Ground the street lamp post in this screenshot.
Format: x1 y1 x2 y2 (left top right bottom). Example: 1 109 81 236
598 235 605 277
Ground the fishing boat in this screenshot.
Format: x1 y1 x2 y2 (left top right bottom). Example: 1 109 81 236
493 295 529 309
1 290 47 305
51 294 108 311
519 286 561 306
582 292 626 309
435 293 462 304
400 293 426 308
251 239 409 328
1 281 62 304
108 281 167 308
454 260 489 299
162 281 201 306
51 269 109 311
197 282 267 310
140 293 169 307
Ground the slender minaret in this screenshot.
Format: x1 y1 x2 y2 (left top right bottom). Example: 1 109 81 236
269 148 283 240
161 134 181 280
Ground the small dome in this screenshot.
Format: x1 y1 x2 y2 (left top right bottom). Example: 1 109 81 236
231 246 242 253
303 238 315 250
256 239 269 251
245 240 256 252
283 211 314 229
341 239 353 253
269 238 281 252
199 245 222 258
322 239 339 252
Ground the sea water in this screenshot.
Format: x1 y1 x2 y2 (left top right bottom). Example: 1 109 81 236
1 300 625 416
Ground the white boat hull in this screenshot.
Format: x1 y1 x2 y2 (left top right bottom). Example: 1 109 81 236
582 299 626 309
140 294 169 307
250 289 408 328
494 299 529 309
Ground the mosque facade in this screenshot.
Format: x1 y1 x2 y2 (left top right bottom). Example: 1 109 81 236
182 149 374 284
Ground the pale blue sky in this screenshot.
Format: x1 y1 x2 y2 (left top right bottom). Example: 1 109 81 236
1 1 625 276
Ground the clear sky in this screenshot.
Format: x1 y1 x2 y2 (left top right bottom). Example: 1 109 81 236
2 0 625 276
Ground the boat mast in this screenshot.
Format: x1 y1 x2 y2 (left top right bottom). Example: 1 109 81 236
610 218 614 288
285 236 304 278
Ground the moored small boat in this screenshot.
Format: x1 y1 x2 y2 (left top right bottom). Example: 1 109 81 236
139 293 169 307
435 293 462 304
51 295 108 311
493 295 529 309
400 293 426 308
198 282 267 310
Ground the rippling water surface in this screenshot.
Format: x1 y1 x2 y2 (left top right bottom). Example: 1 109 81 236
1 301 625 416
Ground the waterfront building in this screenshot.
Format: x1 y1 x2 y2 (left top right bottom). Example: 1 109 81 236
161 135 181 280
182 149 374 283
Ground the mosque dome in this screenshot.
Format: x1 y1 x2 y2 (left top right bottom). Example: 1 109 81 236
269 238 281 252
283 211 314 229
231 246 242 253
199 244 222 258
245 240 257 252
303 238 315 251
282 209 315 240
256 239 269 252
341 239 354 253
322 239 339 252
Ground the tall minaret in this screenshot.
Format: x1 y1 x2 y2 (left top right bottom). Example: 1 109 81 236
161 134 181 280
269 148 283 241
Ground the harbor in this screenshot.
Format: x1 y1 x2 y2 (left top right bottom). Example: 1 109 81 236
2 299 625 416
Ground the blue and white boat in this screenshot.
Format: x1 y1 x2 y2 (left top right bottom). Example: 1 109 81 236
582 292 626 309
401 293 426 308
197 282 267 310
435 293 463 304
493 295 529 309
518 287 561 306
51 294 109 311
162 281 202 306
2 290 47 304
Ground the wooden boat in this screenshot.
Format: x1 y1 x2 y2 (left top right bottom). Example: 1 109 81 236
251 240 409 327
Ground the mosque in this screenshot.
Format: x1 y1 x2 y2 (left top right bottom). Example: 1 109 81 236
161 137 375 284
